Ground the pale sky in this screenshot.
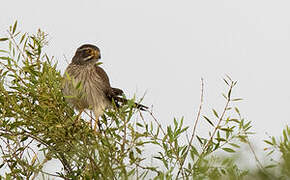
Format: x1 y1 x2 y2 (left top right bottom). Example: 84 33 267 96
1 0 290 175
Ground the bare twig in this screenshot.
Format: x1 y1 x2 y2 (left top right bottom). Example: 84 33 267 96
176 78 204 179
246 137 274 178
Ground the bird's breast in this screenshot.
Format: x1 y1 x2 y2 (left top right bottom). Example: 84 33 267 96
63 64 110 110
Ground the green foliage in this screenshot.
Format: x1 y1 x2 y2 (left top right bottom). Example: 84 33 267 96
262 125 290 179
0 22 289 179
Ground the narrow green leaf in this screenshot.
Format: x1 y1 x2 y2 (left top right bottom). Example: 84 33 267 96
222 148 235 153
265 164 276 169
271 137 276 145
226 117 230 123
191 145 199 156
153 156 162 160
227 88 232 99
167 126 173 142
0 56 13 61
243 121 251 129
0 50 8 53
20 33 26 44
174 118 178 129
129 151 134 161
196 135 203 145
264 140 273 146
222 93 227 100
179 116 184 129
20 136 28 142
190 150 195 161
12 21 17 34
223 78 229 86
234 107 240 116
283 129 288 141
14 31 21 37
215 138 226 142
232 98 243 101
203 116 214 126
136 122 143 127
212 109 219 118
229 119 239 123
226 129 230 139
229 143 240 148
179 126 189 134
266 150 275 156
225 74 233 82
213 142 220 151
0 38 8 42
220 128 233 132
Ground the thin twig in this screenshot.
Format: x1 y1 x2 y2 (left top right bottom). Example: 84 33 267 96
38 170 66 179
201 84 233 154
246 137 273 178
176 78 204 179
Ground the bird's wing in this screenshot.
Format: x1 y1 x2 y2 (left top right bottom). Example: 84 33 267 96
111 87 124 96
95 65 111 86
95 65 122 99
95 64 148 111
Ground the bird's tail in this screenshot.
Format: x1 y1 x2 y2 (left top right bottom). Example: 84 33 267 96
113 96 148 111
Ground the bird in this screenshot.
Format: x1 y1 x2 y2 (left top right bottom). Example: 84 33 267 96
62 44 148 129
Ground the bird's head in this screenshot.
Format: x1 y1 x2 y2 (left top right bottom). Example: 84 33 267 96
72 44 101 65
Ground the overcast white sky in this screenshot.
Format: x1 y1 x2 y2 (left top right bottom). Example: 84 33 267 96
1 0 290 174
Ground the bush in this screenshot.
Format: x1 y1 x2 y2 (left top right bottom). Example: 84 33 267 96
0 22 289 179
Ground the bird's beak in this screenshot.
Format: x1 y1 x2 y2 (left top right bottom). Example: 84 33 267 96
94 50 101 59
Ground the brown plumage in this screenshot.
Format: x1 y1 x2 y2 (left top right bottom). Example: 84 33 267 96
62 44 147 124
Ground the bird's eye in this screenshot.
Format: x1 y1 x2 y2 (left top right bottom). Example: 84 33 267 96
86 49 92 54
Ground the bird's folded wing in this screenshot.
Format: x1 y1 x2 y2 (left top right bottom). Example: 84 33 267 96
95 64 148 111
111 88 124 96
95 64 111 86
